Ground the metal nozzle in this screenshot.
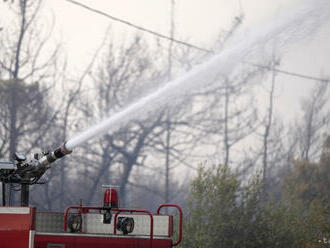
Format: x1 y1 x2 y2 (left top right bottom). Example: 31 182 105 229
38 142 72 167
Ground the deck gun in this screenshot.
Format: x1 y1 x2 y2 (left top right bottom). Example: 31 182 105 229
0 143 72 206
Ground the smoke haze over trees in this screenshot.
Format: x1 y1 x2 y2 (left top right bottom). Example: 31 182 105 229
0 0 329 245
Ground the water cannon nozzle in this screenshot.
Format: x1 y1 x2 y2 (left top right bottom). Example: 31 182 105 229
37 142 72 167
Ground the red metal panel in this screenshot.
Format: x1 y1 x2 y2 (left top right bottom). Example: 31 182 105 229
0 207 35 230
34 234 172 248
0 207 36 248
0 230 30 248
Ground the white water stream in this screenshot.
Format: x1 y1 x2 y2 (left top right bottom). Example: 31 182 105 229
65 0 330 151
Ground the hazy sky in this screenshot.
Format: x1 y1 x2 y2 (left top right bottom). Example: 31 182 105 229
43 0 330 120
46 0 296 65
1 0 329 120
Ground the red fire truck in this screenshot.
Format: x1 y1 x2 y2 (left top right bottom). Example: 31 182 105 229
0 143 183 248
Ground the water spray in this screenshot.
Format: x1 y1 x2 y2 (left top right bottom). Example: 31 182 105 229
65 0 330 151
1 0 330 208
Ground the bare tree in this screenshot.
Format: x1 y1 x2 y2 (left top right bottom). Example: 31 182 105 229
188 64 260 173
156 10 248 204
69 35 170 206
296 81 329 161
0 0 61 205
256 56 295 196
261 59 277 182
163 0 176 205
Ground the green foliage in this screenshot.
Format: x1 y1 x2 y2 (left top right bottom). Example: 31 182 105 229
181 164 330 248
280 137 330 247
282 159 329 207
182 166 240 248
